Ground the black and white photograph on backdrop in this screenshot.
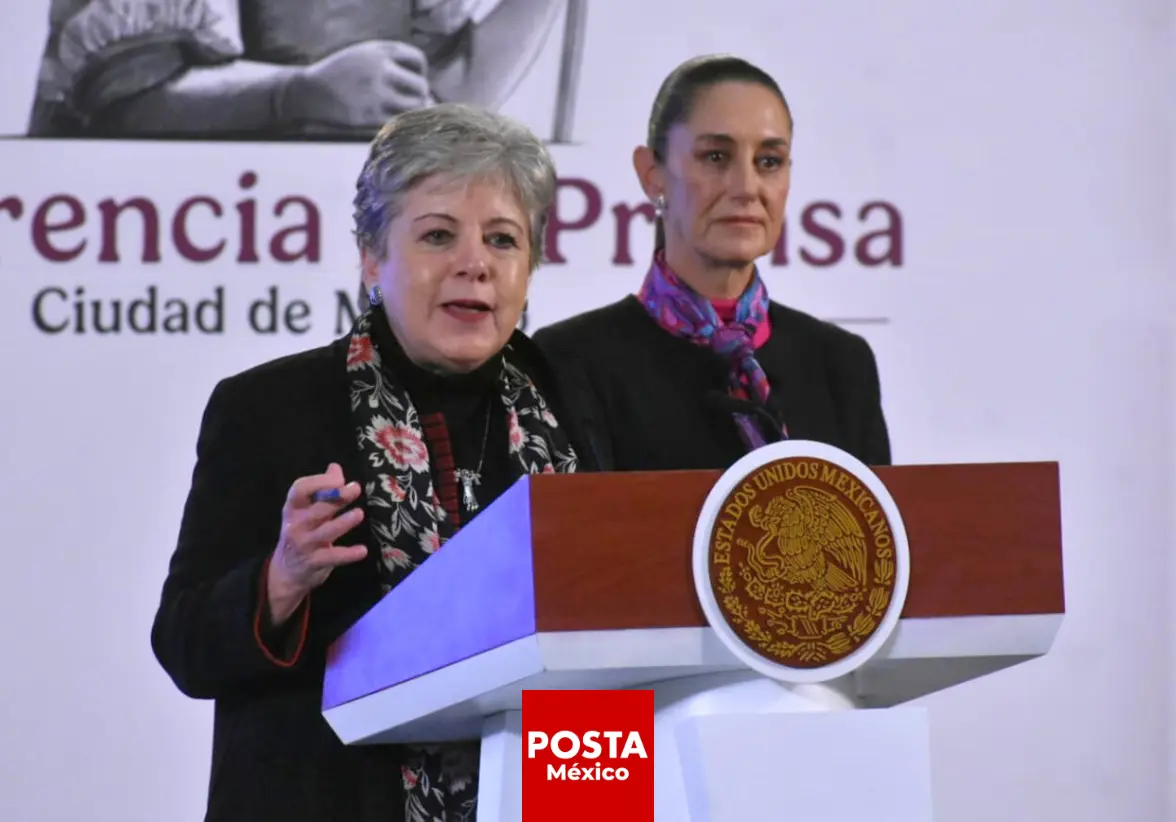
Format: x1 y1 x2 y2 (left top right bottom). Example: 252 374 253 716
24 0 586 141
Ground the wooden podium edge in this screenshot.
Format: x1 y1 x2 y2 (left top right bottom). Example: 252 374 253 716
528 462 1064 632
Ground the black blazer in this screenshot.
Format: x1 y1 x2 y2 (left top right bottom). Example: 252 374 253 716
531 295 892 471
150 331 599 822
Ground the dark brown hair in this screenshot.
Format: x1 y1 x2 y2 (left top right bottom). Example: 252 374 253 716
646 55 792 249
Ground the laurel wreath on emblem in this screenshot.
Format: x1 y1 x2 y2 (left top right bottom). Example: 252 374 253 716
715 485 896 665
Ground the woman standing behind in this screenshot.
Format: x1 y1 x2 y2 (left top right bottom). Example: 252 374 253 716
533 54 891 470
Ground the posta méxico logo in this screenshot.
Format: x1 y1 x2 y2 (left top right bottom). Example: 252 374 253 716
522 689 654 821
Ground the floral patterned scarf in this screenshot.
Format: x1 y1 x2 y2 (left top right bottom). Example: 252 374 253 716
346 308 578 587
637 251 788 448
343 307 578 819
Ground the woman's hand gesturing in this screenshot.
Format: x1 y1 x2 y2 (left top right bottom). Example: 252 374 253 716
266 463 368 624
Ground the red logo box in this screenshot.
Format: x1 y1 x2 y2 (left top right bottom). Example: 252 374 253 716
521 689 655 822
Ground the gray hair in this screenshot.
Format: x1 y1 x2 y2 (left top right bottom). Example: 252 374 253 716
353 103 557 268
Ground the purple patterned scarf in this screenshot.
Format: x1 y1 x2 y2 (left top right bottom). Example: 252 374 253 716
637 252 788 448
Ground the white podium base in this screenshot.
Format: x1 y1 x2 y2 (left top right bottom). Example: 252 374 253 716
656 672 934 822
477 711 523 822
474 672 933 822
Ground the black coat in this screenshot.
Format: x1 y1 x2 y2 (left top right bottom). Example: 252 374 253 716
531 295 892 470
150 331 600 822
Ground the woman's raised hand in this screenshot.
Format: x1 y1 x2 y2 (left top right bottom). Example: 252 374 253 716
266 463 368 624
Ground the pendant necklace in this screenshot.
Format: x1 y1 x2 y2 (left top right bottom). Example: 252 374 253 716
455 406 491 512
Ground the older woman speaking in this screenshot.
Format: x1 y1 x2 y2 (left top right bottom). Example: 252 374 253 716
151 104 595 822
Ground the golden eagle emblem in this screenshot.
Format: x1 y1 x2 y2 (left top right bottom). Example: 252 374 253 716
744 486 868 594
708 458 898 669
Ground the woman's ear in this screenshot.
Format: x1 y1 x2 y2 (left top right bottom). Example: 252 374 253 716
360 249 379 289
632 145 663 202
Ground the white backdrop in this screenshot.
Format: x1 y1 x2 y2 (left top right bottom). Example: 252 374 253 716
0 1 1172 820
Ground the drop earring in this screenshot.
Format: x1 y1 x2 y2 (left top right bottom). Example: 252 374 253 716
653 195 666 216
368 284 383 307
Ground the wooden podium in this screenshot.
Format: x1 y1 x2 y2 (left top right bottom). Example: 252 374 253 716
321 457 1064 821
